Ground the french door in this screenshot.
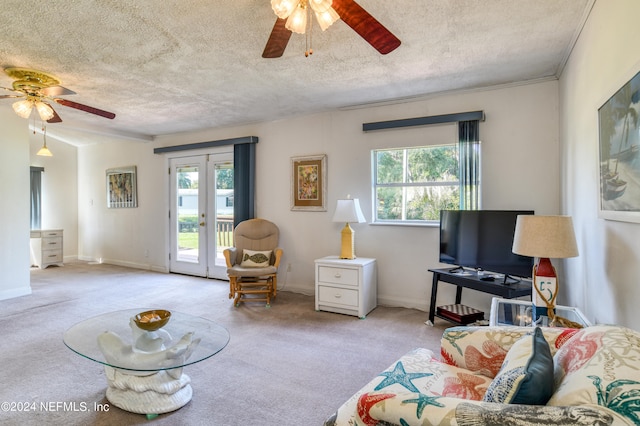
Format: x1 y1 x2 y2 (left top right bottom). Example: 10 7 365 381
169 152 234 279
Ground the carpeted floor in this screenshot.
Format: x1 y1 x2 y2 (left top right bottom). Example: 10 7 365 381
0 262 446 426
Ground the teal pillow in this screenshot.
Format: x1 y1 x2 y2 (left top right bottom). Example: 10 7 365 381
483 327 554 405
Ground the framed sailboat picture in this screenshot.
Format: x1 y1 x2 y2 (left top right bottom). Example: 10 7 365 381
598 67 640 223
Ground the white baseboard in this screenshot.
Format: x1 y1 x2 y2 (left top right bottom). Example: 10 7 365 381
377 294 429 312
78 256 168 273
277 283 429 312
105 258 169 273
278 282 314 297
0 286 32 301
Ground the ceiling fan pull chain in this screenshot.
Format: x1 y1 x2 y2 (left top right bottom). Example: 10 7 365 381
306 5 314 57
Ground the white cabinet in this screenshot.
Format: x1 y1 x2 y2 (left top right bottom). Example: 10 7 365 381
30 229 64 269
315 256 377 319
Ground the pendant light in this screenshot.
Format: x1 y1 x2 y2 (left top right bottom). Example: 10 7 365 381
37 125 53 157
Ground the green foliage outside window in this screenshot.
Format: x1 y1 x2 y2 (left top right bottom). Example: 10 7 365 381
374 145 461 222
216 167 233 189
178 172 192 189
177 166 232 190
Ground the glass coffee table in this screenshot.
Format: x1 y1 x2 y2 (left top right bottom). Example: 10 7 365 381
64 309 229 418
489 297 591 328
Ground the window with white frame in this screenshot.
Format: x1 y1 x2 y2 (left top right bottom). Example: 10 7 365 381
372 142 479 223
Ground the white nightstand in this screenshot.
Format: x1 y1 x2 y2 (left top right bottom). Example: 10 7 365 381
314 256 377 319
30 229 64 269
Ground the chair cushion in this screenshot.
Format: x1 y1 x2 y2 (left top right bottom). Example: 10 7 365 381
483 327 554 405
227 265 277 278
233 219 279 264
240 249 272 267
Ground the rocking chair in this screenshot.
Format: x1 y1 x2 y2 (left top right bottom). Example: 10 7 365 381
223 218 283 307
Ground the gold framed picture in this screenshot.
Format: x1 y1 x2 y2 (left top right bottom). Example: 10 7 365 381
291 154 326 211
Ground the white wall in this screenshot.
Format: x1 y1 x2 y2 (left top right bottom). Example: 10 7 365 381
29 130 78 259
77 140 166 270
560 0 640 327
0 110 31 299
76 80 560 315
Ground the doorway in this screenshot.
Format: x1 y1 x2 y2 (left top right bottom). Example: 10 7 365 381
169 152 234 279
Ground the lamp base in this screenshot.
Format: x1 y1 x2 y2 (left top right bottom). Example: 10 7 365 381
339 223 356 259
532 257 558 322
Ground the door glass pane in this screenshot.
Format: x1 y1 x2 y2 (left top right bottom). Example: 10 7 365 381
214 163 234 267
177 165 199 262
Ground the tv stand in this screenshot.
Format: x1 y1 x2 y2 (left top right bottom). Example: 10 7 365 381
501 274 523 285
427 268 531 326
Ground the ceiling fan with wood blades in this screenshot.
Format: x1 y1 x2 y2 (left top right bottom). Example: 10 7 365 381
263 0 401 58
0 67 115 123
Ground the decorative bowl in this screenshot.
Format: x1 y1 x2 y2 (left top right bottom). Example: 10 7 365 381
134 309 171 331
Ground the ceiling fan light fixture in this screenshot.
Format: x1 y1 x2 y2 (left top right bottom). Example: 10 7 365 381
37 144 53 157
35 101 55 121
263 0 401 58
12 99 33 118
285 3 308 34
271 0 298 19
37 125 53 157
309 0 332 13
315 6 339 31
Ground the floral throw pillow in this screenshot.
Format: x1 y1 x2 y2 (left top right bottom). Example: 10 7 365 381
547 324 640 426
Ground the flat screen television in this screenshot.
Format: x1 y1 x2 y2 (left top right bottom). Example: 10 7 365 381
439 210 535 280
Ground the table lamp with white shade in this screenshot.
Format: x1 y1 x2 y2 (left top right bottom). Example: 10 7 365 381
512 215 579 323
332 197 366 259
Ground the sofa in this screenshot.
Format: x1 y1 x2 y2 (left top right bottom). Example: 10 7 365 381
325 324 640 425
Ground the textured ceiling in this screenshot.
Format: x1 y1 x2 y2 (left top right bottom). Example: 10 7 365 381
0 0 594 144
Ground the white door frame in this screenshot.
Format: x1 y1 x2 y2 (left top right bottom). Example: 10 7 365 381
167 148 233 278
169 155 208 277
207 153 234 280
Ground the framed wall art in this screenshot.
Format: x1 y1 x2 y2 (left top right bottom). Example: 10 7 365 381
291 154 326 211
598 66 640 222
106 166 138 208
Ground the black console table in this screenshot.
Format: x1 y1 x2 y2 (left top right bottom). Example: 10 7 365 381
428 268 531 325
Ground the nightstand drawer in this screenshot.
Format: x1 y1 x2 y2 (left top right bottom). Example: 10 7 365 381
42 230 62 238
318 266 358 286
318 285 358 307
42 237 62 249
42 250 63 263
